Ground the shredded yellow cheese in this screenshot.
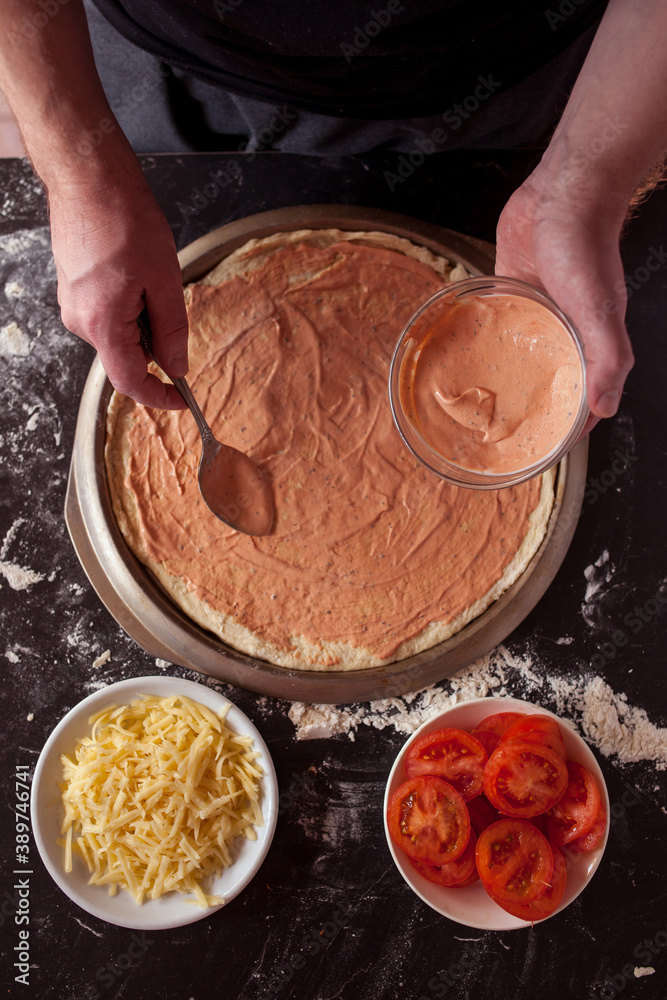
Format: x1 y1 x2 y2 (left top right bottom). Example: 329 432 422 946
58 694 263 907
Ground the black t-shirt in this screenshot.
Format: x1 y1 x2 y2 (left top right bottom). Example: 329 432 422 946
91 0 608 118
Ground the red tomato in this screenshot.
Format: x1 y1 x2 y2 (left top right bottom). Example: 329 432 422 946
491 846 567 922
499 714 567 760
527 810 549 837
409 830 478 886
387 775 470 865
476 818 554 905
467 795 499 836
483 740 568 818
448 868 480 888
470 728 500 756
568 801 607 853
404 727 488 801
545 761 602 846
472 712 524 738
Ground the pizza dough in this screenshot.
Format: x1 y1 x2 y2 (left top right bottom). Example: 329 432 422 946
105 230 554 671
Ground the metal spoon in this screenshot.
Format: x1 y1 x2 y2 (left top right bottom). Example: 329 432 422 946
137 309 274 536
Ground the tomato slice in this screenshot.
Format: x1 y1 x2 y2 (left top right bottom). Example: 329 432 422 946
448 867 480 888
409 830 478 886
568 801 607 853
472 712 524 738
476 818 554 905
545 761 602 846
491 846 567 922
483 740 568 818
470 728 500 757
527 810 549 838
467 795 499 836
387 775 470 865
498 714 567 760
404 727 488 801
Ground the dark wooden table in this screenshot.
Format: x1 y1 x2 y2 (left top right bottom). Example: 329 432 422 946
1 150 665 1000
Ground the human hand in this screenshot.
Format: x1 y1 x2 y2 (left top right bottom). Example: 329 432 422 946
49 164 189 409
495 167 634 437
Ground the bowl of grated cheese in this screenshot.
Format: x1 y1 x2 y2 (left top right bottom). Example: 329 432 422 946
31 675 278 929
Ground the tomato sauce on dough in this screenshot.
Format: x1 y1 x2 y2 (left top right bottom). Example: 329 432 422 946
399 294 583 475
120 241 546 665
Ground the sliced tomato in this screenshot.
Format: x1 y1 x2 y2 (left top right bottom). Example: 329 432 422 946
467 795 499 836
568 801 607 853
472 712 524 738
387 775 470 865
404 727 488 801
498 714 567 760
545 761 602 846
476 818 554 905
409 830 478 886
483 740 568 818
471 728 500 757
491 846 567 922
448 867 480 888
527 810 549 838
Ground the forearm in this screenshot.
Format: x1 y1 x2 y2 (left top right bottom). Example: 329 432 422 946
0 0 140 191
534 0 667 218
494 1 667 423
0 1 188 407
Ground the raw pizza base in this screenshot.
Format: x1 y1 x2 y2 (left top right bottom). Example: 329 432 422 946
106 229 554 672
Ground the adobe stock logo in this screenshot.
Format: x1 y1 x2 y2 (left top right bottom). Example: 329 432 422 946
213 0 245 20
176 160 244 221
7 0 71 47
545 0 589 31
384 75 501 191
339 1 405 63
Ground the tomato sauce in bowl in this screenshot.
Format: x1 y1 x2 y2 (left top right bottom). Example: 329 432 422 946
389 277 588 489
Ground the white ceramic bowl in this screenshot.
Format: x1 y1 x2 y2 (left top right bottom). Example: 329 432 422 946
31 675 278 930
383 696 609 930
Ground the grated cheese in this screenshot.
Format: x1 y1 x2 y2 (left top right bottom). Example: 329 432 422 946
58 694 263 907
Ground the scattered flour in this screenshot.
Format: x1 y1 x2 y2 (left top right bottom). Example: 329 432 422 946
0 560 44 591
287 644 667 770
0 228 51 257
4 280 24 299
289 702 367 741
577 676 667 768
1 519 24 552
85 680 110 693
582 549 614 627
0 321 32 357
155 658 172 670
72 916 104 938
288 646 514 741
25 406 41 432
92 649 111 670
65 616 110 665
0 521 44 591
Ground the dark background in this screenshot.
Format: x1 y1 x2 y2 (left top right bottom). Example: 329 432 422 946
0 149 665 1000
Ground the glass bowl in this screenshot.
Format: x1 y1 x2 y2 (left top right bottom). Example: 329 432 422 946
389 276 588 489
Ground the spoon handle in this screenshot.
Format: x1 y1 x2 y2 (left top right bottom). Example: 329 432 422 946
137 308 215 446
170 374 215 445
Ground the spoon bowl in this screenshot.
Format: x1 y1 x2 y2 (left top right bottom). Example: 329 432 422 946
137 310 274 536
